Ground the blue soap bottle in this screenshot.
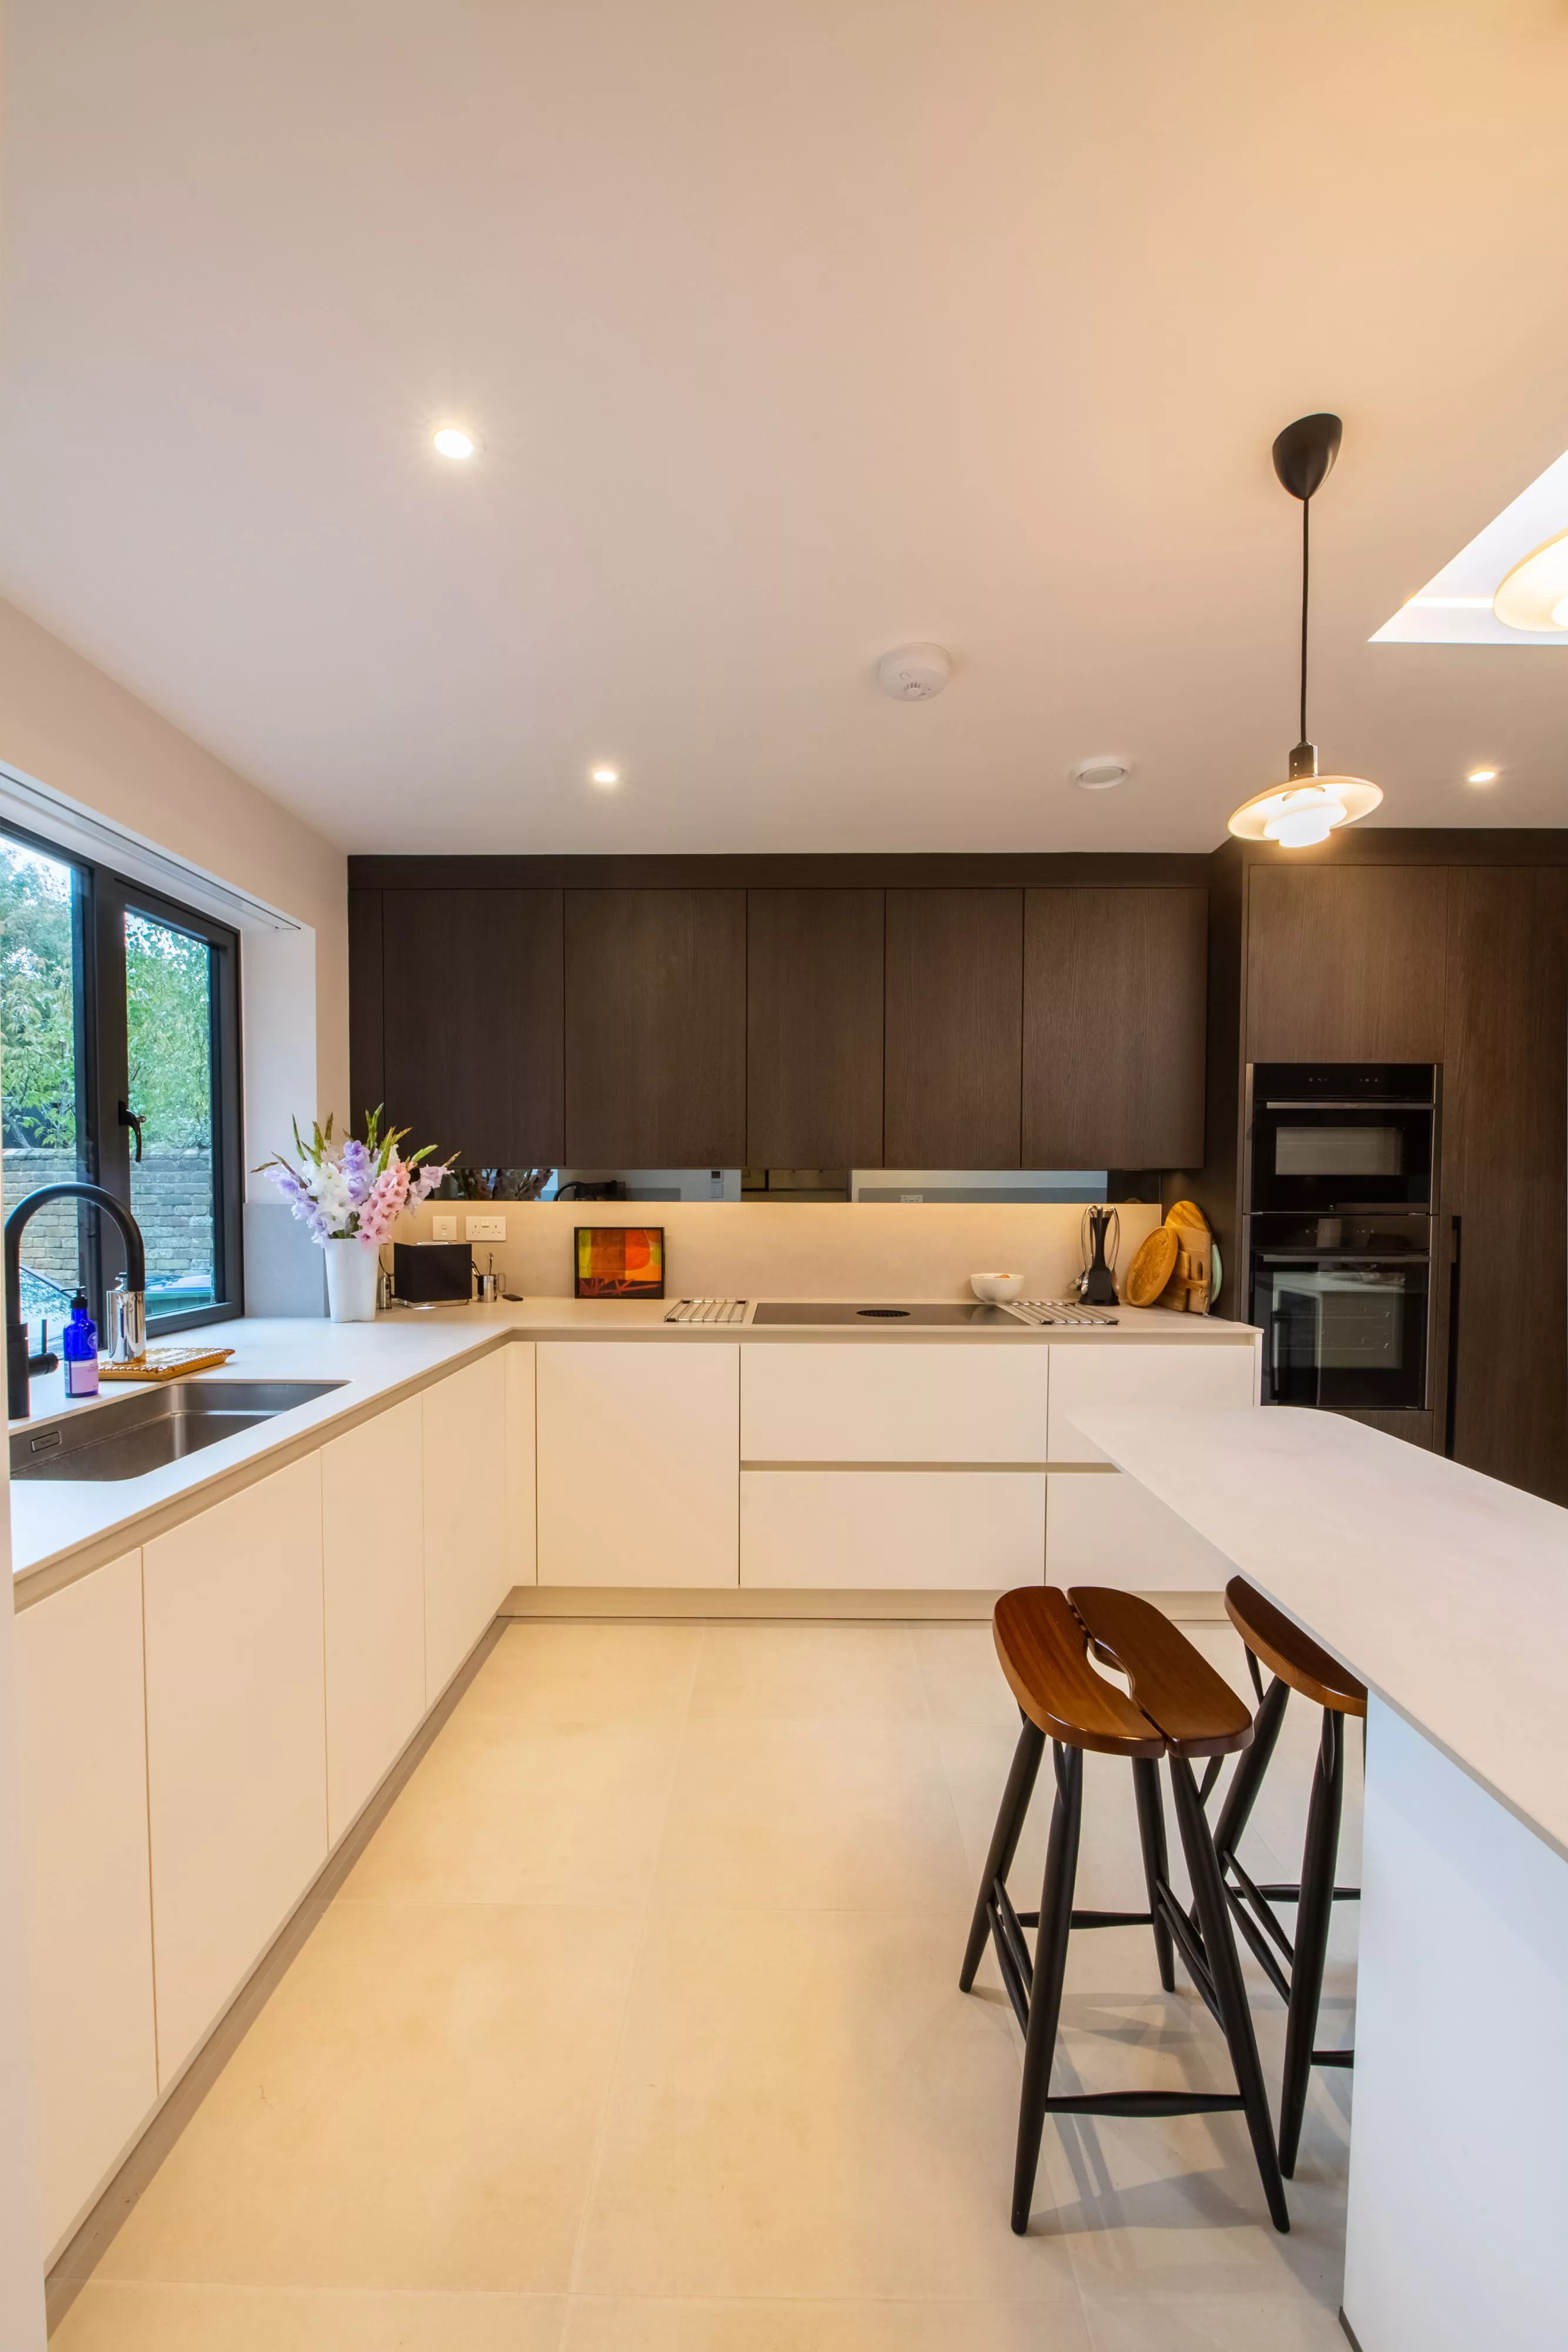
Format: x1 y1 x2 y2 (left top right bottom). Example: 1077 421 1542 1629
62 1290 99 1398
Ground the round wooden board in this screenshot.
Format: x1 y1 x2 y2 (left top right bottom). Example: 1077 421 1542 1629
1125 1225 1179 1305
1165 1198 1209 1232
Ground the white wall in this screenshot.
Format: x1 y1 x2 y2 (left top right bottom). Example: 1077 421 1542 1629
0 595 347 1180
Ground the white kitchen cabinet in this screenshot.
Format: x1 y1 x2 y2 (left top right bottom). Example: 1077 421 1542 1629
1044 1468 1233 1593
741 1470 1045 1589
142 1454 327 2086
15 1552 158 2257
505 1339 537 1588
322 1397 426 1844
537 1341 740 1586
741 1342 1051 1463
1047 1339 1259 1462
423 1350 509 1695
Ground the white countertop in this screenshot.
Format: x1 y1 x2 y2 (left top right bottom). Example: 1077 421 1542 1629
1071 1403 1568 1864
8 1302 1256 1595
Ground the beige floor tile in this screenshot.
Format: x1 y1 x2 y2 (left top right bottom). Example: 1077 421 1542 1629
1039 2107 1345 2307
52 2281 566 2350
688 1625 927 1720
911 1623 1021 1726
339 1712 683 1906
1082 2290 1346 2349
651 1717 971 1910
562 2296 1092 2350
463 1623 703 1723
98 1901 640 2293
574 1904 1080 2304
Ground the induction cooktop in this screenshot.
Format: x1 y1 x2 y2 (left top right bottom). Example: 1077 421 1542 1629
753 1301 1027 1326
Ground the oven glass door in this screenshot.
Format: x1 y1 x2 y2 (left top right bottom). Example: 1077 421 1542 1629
1251 1104 1434 1213
1252 1254 1430 1410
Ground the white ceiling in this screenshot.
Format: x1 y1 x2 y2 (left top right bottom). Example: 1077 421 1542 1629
2 1 1567 854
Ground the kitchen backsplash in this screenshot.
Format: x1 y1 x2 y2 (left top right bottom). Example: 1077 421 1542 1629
389 1198 1167 1302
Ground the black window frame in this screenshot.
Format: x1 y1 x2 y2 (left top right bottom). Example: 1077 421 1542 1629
2 818 244 1337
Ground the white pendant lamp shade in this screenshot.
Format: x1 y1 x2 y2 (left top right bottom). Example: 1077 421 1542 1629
1493 527 1568 632
1229 412 1383 847
1228 776 1382 846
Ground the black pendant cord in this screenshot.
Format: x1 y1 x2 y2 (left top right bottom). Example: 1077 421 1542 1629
1299 496 1310 748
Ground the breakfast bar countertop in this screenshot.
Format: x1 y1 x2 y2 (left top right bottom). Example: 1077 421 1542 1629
1068 1401 1568 1863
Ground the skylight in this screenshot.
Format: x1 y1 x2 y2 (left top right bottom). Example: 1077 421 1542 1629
1372 447 1568 646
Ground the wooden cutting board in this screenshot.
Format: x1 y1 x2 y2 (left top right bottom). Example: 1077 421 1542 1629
1125 1227 1179 1307
99 1346 237 1383
1165 1198 1209 1233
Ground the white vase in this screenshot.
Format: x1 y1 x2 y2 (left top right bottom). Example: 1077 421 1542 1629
324 1237 380 1323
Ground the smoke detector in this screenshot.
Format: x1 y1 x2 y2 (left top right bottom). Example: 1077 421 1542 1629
877 643 950 700
1070 754 1133 791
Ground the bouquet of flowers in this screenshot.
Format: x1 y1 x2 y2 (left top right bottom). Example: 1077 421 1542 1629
259 1108 449 1247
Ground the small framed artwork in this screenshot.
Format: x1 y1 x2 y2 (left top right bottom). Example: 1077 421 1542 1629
574 1225 666 1299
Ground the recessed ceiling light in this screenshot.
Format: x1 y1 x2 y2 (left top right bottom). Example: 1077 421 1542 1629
1070 756 1132 791
1467 767 1499 785
590 766 619 787
432 426 476 460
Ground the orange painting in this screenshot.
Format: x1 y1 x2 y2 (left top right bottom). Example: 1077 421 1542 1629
574 1225 665 1299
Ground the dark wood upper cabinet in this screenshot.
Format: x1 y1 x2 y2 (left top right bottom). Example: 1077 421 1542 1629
884 889 1022 1168
347 888 385 1127
1443 868 1568 1504
564 890 745 1165
1245 864 1447 1063
379 890 564 1165
1023 888 1206 1168
746 888 884 1167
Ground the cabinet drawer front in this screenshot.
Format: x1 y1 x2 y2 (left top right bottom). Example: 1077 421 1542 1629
741 1470 1045 1589
742 1343 1049 1463
17 1551 158 2256
1047 1340 1259 1462
143 1454 327 2084
1044 1469 1231 1593
538 1341 739 1587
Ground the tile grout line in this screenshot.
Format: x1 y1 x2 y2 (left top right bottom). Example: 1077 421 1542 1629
559 1618 707 2310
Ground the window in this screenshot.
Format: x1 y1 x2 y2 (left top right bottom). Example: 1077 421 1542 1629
1 824 242 1347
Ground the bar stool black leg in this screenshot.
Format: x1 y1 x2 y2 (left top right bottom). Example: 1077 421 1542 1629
1012 1740 1083 2234
1211 1671 1289 1867
1279 1707 1345 2177
1132 1757 1175 1992
960 1716 1046 1992
1168 1753 1290 2234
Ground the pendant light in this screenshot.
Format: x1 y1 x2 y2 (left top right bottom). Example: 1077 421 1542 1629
1229 413 1382 848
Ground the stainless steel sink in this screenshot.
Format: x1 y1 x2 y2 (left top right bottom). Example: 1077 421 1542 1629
10 1379 347 1482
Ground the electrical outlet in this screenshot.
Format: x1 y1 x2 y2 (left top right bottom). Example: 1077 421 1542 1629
466 1215 507 1242
430 1214 458 1242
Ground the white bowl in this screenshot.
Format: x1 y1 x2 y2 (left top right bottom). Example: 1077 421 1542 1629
970 1272 1024 1303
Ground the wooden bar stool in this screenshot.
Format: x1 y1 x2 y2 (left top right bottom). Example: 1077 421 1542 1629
960 1585 1289 2236
1211 1575 1366 2177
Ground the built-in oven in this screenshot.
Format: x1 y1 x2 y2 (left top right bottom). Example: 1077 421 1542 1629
1246 1065 1439 1412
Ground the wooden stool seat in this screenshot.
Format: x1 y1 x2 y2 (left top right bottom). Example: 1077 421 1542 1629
1223 1579 1367 1717
993 1586 1255 1760
967 1584 1288 2238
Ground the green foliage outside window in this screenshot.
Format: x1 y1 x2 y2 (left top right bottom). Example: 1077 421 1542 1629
1 845 213 1152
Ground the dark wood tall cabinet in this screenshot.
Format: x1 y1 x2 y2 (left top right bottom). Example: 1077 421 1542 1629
1245 864 1447 1062
1443 868 1568 1504
884 889 1023 1168
1024 887 1207 1168
745 888 884 1167
563 889 745 1167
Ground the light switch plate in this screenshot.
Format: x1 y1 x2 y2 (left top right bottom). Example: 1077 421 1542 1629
466 1215 507 1242
430 1214 458 1241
